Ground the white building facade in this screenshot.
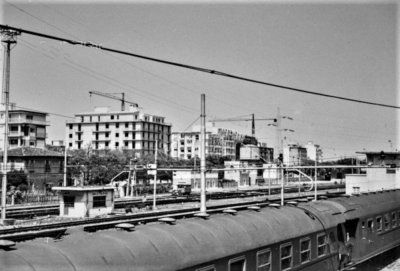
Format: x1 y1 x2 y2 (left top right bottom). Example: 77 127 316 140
66 106 171 156
0 104 48 150
283 144 307 166
171 124 245 160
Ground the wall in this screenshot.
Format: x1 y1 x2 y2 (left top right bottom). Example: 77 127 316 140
345 168 400 195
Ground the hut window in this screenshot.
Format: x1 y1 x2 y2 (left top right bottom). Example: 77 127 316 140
300 238 311 263
93 196 106 208
317 234 327 257
257 249 271 271
64 196 75 208
280 243 292 270
228 256 246 271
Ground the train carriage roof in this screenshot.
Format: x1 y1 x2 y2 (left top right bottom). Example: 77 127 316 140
328 190 400 220
1 205 326 271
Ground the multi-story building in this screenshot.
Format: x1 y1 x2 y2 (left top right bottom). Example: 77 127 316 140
171 124 245 160
1 147 65 191
66 106 171 156
258 143 274 163
0 104 48 150
283 144 307 166
305 141 322 162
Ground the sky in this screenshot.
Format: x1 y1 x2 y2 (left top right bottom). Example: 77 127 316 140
0 0 398 160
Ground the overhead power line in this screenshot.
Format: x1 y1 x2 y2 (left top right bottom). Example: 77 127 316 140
1 24 399 110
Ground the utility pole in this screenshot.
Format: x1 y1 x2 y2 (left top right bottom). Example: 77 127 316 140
276 108 282 159
0 29 19 222
200 94 207 215
251 113 255 136
153 139 158 210
63 147 68 186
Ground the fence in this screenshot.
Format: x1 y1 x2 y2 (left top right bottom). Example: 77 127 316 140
0 193 59 206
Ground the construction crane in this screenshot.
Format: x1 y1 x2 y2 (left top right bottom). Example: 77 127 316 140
89 91 138 111
210 114 276 137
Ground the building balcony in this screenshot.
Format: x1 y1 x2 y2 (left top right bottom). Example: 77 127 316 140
92 139 111 142
8 119 49 126
92 130 110 134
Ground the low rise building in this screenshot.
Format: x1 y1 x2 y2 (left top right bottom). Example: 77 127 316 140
52 186 114 218
1 147 65 191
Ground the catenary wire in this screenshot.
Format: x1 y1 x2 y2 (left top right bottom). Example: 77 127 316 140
1 24 399 110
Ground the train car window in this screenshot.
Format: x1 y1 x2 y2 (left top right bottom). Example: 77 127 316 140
367 219 374 232
384 214 390 230
376 216 383 232
196 265 216 271
280 243 293 271
361 221 366 229
228 256 246 271
317 234 327 257
300 238 311 263
392 212 397 228
256 249 271 271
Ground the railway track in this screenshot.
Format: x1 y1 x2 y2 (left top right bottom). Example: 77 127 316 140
4 184 344 219
0 189 344 240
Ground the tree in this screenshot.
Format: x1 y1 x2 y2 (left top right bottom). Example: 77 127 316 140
7 169 28 191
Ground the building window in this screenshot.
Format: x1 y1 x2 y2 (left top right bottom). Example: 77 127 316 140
125 132 129 137
106 124 109 129
317 234 327 257
92 196 106 208
64 196 75 208
110 115 114 120
256 249 271 271
125 122 129 128
116 123 119 128
280 243 292 270
115 142 119 147
300 238 311 263
228 256 246 271
116 133 119 138
45 160 51 173
69 124 73 129
69 143 72 147
105 142 109 147
105 133 109 138
125 142 129 147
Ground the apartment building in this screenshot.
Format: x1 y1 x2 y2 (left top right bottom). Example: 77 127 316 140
171 124 245 160
283 144 308 166
66 106 171 156
0 104 48 150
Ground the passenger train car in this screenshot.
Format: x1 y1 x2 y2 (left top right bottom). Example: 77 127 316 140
1 190 400 271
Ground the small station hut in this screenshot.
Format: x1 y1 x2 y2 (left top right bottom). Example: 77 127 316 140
52 186 114 218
